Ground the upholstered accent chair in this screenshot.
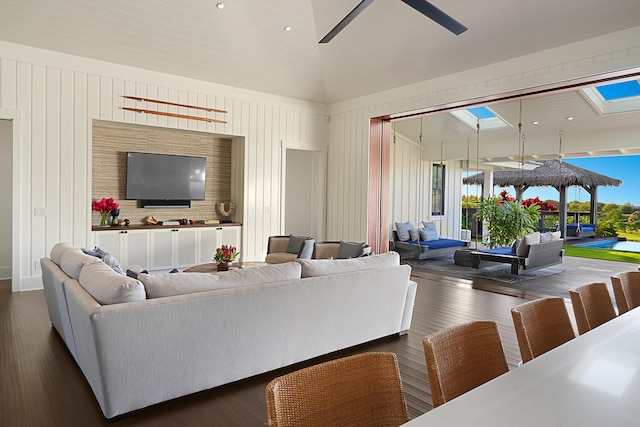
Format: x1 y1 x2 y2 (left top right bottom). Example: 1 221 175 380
265 235 314 264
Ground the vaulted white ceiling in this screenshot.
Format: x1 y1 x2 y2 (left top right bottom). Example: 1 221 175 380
1 0 640 104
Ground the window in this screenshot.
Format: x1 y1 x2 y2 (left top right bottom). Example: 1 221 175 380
581 80 640 115
450 105 512 130
432 164 445 216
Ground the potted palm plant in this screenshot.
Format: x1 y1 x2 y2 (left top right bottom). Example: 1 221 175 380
476 195 541 248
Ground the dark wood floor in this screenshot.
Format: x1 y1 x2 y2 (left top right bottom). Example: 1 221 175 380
0 269 580 427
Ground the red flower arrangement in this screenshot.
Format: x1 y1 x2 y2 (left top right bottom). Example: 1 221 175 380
214 244 239 265
92 197 119 226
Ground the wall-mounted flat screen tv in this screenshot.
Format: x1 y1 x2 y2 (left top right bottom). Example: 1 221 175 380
126 152 206 206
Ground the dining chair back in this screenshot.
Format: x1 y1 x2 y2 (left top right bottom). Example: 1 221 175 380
422 320 508 408
569 282 617 335
611 271 640 314
265 352 409 427
511 297 575 363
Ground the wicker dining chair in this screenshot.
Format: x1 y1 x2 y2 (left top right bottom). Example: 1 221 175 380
611 271 640 315
569 282 617 335
511 297 575 363
422 320 508 408
265 352 409 427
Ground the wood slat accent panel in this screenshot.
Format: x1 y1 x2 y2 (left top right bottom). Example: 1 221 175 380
92 121 233 226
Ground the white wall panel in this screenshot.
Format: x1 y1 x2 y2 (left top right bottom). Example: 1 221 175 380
59 70 75 242
45 67 60 257
0 59 17 107
16 61 32 279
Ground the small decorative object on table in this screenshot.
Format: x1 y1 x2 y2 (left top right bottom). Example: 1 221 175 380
92 197 119 227
214 244 239 272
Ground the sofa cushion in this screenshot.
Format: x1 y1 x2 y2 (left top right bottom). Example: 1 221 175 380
296 251 400 278
59 248 102 280
50 242 75 265
550 231 562 241
286 234 310 254
409 228 420 241
140 262 302 298
540 232 552 243
421 221 439 241
265 252 299 264
337 241 366 259
78 261 146 305
395 221 412 241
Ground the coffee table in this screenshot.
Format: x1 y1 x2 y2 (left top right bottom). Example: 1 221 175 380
183 262 243 273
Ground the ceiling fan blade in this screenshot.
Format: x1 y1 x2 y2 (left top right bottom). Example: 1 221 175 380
400 0 468 35
319 0 375 44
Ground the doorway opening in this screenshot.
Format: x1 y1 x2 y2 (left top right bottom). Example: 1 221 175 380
282 147 327 240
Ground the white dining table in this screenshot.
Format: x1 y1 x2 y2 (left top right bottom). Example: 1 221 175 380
403 308 640 426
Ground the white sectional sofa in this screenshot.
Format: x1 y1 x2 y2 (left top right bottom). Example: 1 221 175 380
41 243 416 419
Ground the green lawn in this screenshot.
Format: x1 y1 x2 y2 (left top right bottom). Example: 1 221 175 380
563 245 640 264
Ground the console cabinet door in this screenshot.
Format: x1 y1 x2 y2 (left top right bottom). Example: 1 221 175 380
93 229 151 269
122 230 150 269
150 229 175 271
175 228 198 268
93 231 123 261
197 227 219 265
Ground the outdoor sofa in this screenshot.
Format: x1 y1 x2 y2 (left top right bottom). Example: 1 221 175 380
466 231 564 275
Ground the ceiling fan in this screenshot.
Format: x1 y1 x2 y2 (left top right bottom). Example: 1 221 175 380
319 0 467 43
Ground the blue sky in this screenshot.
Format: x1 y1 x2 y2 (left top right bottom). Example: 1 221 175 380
487 155 639 206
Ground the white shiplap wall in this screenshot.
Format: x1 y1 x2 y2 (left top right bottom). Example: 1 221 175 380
389 130 463 240
0 42 328 290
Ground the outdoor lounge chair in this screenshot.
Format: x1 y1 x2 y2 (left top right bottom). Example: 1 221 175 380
566 223 596 238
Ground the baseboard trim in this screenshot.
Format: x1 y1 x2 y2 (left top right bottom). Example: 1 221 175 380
0 266 10 280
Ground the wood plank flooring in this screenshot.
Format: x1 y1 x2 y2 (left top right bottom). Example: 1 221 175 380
0 270 571 426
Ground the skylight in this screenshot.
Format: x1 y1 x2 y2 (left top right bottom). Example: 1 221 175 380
595 80 640 101
450 106 511 130
581 80 640 115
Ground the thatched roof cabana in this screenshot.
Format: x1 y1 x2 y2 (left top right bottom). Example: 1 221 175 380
463 159 622 238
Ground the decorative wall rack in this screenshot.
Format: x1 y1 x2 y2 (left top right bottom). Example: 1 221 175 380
121 96 227 124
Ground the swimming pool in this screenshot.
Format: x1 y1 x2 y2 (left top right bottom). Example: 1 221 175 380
576 239 640 253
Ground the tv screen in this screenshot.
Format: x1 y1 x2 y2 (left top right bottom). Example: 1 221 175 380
126 152 206 201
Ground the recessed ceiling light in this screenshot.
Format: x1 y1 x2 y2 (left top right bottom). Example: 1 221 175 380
216 3 225 9
567 117 574 121
532 121 539 125
284 25 292 32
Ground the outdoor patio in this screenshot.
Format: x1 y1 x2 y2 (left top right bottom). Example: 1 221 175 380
405 251 638 302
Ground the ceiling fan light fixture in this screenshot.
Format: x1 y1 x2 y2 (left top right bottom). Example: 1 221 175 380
319 0 467 44
400 0 468 35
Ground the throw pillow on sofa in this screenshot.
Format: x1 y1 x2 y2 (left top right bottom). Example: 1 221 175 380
395 221 413 241
516 232 541 257
421 221 439 241
337 241 366 259
298 238 315 259
286 234 310 254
